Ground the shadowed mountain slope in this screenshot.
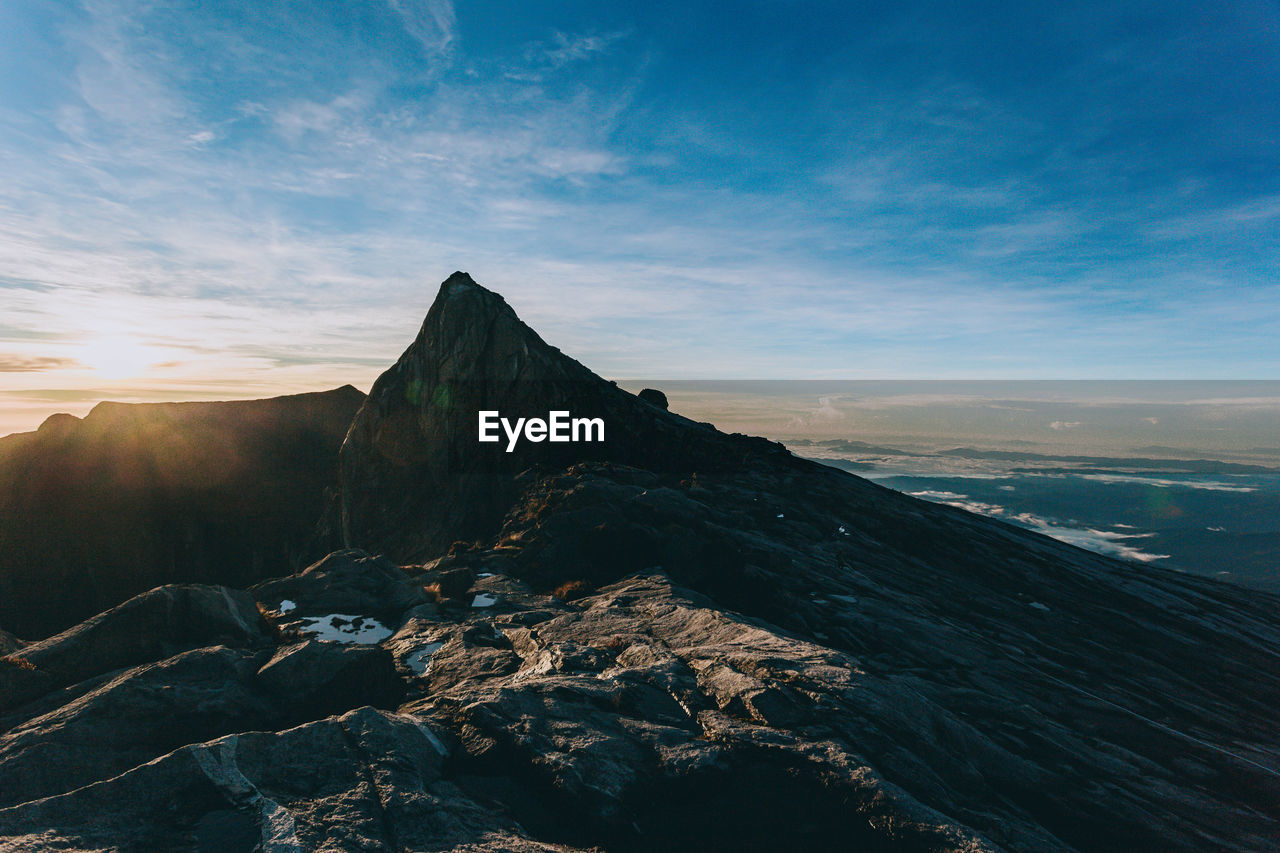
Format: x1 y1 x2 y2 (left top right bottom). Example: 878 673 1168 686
1 273 1277 851
0 386 365 638
340 271 780 559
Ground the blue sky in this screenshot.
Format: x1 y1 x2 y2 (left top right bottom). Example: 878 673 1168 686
1 0 1278 432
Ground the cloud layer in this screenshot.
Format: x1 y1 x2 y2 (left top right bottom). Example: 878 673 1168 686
907 490 1172 563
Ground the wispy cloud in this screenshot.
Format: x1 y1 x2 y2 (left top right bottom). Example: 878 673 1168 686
386 0 457 59
507 30 630 81
0 355 79 372
1068 473 1257 493
1145 195 1280 240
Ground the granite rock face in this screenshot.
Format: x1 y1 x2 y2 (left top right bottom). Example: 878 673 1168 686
2 273 1279 851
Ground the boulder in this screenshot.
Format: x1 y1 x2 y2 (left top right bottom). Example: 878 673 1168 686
637 388 668 410
249 549 428 624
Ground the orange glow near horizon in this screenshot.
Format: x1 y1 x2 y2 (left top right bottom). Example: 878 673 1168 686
0 351 382 439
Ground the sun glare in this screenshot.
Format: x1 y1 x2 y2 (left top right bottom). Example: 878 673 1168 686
78 335 160 380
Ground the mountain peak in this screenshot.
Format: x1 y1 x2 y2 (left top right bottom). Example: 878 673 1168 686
430 271 518 334
440 268 482 291
340 272 781 560
433 270 506 317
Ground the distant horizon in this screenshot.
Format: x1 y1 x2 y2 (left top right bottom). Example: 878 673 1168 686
8 377 1280 452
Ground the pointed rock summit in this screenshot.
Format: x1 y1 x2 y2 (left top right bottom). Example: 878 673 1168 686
341 272 781 559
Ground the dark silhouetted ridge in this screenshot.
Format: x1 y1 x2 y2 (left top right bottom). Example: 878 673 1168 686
0 386 365 637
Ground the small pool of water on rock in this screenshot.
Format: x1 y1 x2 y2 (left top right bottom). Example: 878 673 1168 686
293 613 392 644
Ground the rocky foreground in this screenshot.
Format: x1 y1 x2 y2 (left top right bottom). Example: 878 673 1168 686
1 273 1278 852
